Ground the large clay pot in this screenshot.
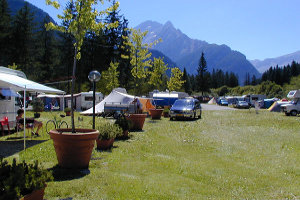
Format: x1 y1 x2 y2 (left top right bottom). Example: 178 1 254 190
126 114 147 131
49 128 99 169
20 185 46 200
96 138 114 150
149 109 163 120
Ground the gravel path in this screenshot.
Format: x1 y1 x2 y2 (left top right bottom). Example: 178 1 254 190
201 104 236 111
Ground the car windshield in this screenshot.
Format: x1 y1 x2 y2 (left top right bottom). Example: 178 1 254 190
173 100 194 107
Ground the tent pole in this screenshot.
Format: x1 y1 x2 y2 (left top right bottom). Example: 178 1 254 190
23 86 26 150
63 94 65 111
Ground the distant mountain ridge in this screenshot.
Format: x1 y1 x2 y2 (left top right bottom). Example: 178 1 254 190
136 21 261 84
8 0 56 24
250 51 300 73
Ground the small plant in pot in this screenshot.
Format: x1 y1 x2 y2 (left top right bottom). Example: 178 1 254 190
114 115 130 139
97 121 122 150
64 107 71 116
163 107 170 118
0 158 53 200
32 98 44 118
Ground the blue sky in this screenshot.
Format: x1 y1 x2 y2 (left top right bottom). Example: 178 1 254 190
27 0 300 60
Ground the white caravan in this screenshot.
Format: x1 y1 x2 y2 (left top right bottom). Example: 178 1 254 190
80 91 103 111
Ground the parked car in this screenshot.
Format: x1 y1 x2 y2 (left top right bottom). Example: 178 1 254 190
235 101 250 109
219 99 229 106
169 98 201 120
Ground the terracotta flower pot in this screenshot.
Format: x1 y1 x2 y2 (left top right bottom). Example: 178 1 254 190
149 109 163 120
20 185 46 200
96 138 114 150
126 114 147 131
65 111 71 116
49 128 99 169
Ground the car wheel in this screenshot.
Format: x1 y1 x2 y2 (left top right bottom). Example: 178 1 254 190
290 110 297 116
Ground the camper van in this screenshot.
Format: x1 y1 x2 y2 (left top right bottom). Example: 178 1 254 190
149 91 189 107
243 94 267 107
281 90 300 116
80 91 103 111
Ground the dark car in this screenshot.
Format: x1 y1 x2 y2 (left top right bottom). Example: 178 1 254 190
169 98 201 120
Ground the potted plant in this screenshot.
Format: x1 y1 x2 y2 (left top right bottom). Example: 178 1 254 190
64 107 71 116
96 122 122 150
0 158 53 200
114 115 129 138
149 107 163 120
46 0 116 169
31 98 44 118
49 128 99 169
163 107 170 118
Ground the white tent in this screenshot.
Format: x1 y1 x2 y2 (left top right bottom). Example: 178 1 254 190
0 67 64 149
81 90 135 115
208 97 217 104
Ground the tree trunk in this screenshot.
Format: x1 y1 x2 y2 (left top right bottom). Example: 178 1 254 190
71 46 78 133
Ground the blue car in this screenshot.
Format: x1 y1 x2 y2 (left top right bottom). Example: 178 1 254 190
169 98 202 120
219 99 229 106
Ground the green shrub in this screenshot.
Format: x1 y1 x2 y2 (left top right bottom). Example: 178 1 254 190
163 107 170 113
97 121 122 140
114 116 129 131
64 107 71 112
0 158 53 199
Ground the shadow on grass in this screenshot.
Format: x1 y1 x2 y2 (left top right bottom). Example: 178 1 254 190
95 145 119 153
0 139 48 158
170 117 201 122
147 120 160 124
49 165 90 181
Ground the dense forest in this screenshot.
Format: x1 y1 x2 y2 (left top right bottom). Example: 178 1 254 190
0 0 133 94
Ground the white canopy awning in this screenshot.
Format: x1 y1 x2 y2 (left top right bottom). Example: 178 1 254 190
0 72 65 94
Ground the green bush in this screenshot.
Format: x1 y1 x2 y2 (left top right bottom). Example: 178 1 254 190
64 107 71 112
0 158 53 199
163 107 170 113
114 116 129 131
97 121 122 140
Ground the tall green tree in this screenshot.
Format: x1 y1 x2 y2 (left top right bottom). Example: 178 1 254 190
11 3 36 76
167 67 185 92
46 0 119 132
196 52 209 95
122 28 159 95
183 68 192 94
0 0 11 65
35 15 60 82
149 57 168 91
98 61 119 94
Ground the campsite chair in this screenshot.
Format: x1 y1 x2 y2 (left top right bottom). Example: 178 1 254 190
0 116 10 136
16 120 34 139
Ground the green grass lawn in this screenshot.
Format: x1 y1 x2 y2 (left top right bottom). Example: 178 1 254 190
1 109 300 199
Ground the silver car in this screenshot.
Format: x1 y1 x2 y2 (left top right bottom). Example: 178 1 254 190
169 98 202 120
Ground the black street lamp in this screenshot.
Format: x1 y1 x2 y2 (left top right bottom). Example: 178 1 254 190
88 70 101 129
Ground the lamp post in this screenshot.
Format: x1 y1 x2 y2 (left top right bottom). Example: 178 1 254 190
88 70 101 129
